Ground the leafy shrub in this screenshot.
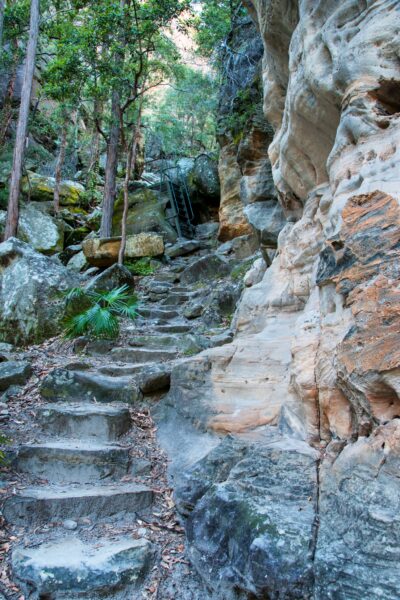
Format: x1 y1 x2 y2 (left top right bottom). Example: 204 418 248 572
63 284 138 339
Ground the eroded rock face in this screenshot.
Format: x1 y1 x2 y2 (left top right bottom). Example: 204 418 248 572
159 2 400 598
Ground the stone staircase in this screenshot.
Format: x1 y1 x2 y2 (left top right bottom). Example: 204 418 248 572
2 242 234 599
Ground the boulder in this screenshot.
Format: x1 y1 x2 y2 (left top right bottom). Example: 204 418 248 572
243 257 267 287
82 234 164 267
0 238 79 345
244 200 286 255
0 204 64 254
66 250 87 272
165 239 202 258
195 222 219 240
0 361 32 391
180 254 230 284
21 171 86 206
85 263 135 293
191 155 220 198
179 436 318 599
125 232 164 259
112 188 177 242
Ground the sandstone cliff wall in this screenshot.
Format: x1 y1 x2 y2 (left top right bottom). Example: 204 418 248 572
159 2 400 598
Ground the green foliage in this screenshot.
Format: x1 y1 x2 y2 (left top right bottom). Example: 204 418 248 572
219 85 260 139
0 433 10 466
63 284 138 339
145 66 218 156
194 0 244 59
126 257 155 276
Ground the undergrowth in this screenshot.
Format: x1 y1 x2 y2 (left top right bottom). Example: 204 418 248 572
126 257 156 276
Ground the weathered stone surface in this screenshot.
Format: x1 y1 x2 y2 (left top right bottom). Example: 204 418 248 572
82 234 164 267
85 263 135 293
0 238 79 345
21 171 86 206
0 204 64 254
315 423 400 599
177 435 317 599
0 361 31 391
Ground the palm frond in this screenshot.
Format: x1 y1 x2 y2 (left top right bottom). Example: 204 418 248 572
63 285 136 340
87 305 119 338
64 287 88 304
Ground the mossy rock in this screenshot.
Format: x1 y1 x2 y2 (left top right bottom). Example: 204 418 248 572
0 204 64 254
21 171 87 207
112 188 177 242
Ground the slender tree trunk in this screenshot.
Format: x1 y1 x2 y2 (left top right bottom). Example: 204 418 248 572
99 89 120 238
5 0 39 240
87 99 101 185
53 115 67 213
118 106 142 265
99 0 126 239
0 40 19 147
0 0 5 50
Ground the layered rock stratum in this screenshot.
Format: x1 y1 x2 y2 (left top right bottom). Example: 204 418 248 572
159 1 400 598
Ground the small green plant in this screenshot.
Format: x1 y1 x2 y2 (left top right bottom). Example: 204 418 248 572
126 257 155 276
0 434 10 466
63 285 138 339
231 259 254 281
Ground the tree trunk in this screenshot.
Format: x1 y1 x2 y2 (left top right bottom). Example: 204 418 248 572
87 98 101 185
99 0 126 239
53 116 67 213
4 0 40 240
118 107 142 265
99 89 120 238
0 40 19 147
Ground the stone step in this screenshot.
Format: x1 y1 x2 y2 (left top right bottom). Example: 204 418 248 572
155 323 193 334
137 307 180 319
40 368 140 404
110 347 178 363
12 536 154 598
97 362 158 376
3 482 153 525
37 403 131 442
127 333 181 349
152 272 178 283
161 294 191 306
17 441 130 484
